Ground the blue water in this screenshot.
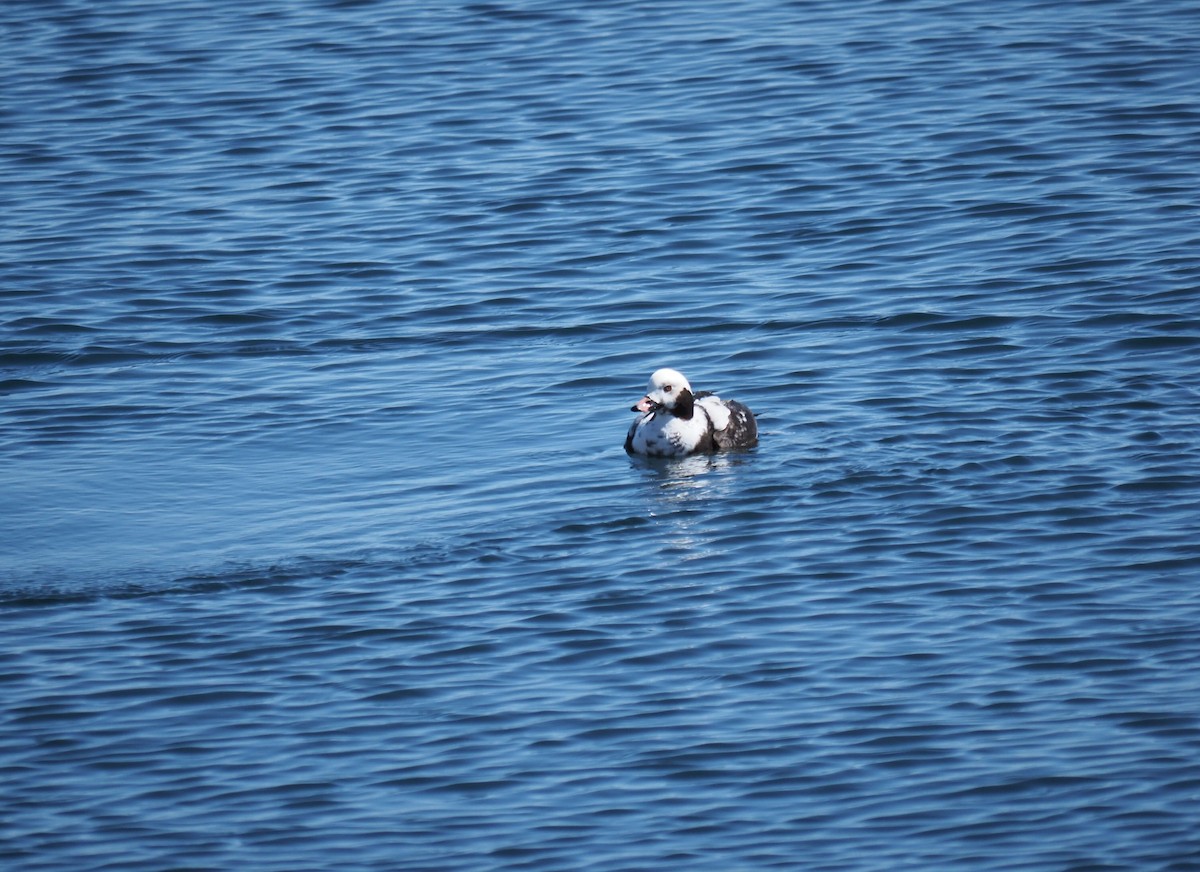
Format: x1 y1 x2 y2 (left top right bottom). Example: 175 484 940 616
4 1 1200 868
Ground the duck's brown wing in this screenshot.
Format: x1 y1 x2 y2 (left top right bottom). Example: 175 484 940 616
713 400 757 450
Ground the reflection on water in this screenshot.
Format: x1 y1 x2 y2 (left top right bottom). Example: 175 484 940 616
630 450 749 486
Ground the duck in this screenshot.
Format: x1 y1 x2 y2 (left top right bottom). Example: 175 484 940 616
625 368 758 457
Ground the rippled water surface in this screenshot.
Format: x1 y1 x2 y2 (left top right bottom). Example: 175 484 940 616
4 1 1200 869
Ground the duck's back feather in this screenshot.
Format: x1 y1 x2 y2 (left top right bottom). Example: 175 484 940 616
712 398 757 449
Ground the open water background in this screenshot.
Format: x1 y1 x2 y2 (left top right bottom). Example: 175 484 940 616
4 1 1200 869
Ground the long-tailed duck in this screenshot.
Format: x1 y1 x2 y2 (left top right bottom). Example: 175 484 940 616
625 368 758 457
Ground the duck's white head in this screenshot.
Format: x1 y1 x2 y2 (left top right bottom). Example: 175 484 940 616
631 368 694 415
